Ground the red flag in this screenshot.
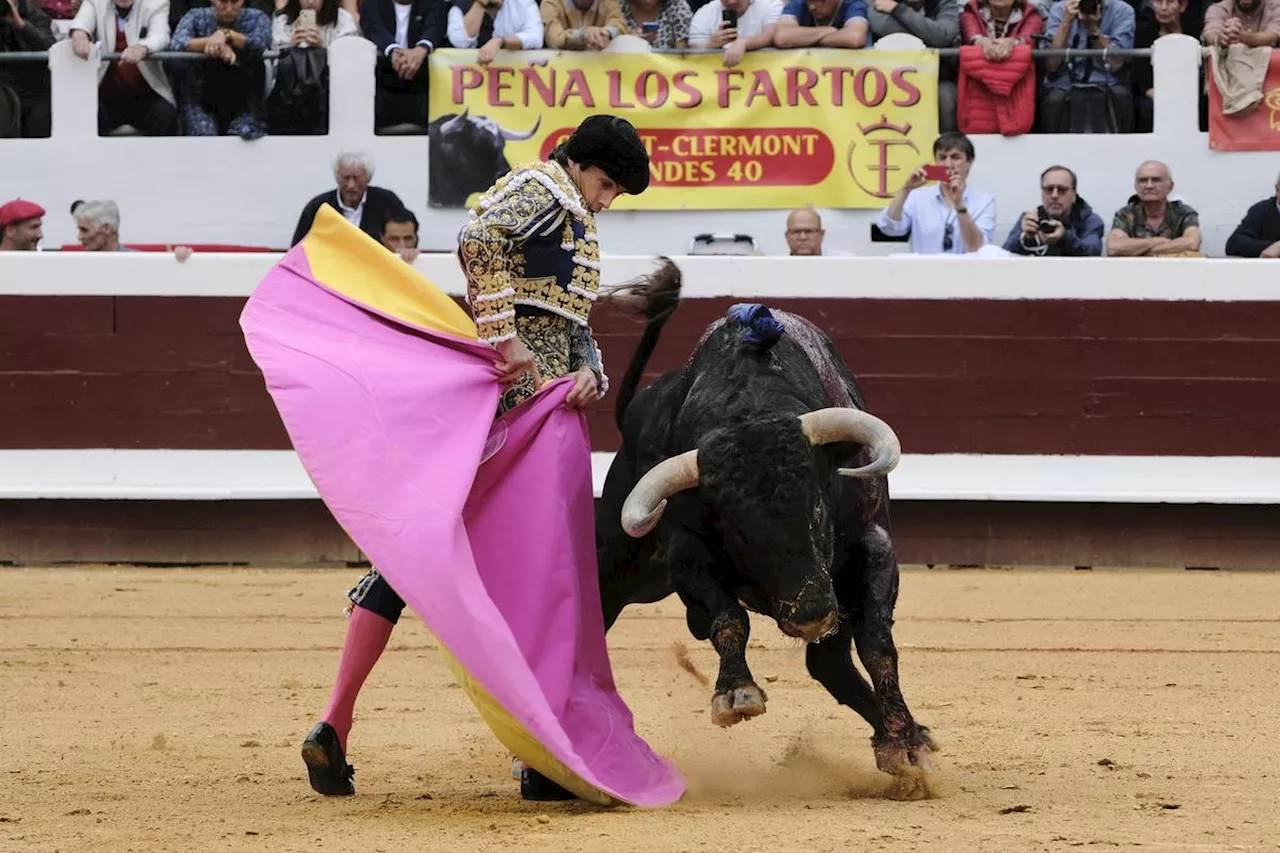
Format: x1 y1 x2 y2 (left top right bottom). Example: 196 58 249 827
1208 51 1280 151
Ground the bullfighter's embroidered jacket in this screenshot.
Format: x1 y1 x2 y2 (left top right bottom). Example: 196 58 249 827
457 159 607 391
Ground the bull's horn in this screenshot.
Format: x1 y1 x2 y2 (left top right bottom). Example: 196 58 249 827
620 450 699 538
501 114 541 141
798 408 901 478
440 107 469 133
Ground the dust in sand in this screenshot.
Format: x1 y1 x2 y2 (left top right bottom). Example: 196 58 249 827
665 645 943 805
672 730 922 806
670 641 710 687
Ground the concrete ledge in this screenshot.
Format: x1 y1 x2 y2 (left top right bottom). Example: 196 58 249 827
4 449 1280 505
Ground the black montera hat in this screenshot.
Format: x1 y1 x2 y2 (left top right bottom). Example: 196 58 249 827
564 115 650 196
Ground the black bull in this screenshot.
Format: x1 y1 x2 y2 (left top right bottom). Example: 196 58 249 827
427 110 542 208
595 301 937 781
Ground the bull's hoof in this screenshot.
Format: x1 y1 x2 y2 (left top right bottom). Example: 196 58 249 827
873 731 938 801
874 741 936 776
711 685 767 728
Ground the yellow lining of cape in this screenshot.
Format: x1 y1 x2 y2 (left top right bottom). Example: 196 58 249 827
301 205 477 341
441 647 620 807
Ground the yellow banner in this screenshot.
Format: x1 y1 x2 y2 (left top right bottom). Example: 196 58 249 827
426 48 938 211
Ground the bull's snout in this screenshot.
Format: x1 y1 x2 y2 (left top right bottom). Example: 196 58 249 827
779 610 838 643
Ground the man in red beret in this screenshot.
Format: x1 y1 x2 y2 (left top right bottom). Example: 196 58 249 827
0 199 44 251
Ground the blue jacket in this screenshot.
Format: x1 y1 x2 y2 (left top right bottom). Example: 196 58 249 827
1002 198 1105 257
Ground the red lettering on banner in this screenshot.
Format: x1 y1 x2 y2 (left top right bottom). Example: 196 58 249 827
452 67 483 102
853 67 887 108
487 67 515 107
745 71 781 108
672 70 702 108
607 70 636 108
540 128 836 187
716 70 744 108
520 65 555 107
559 70 596 107
891 68 921 107
786 67 820 107
637 70 670 109
820 67 852 106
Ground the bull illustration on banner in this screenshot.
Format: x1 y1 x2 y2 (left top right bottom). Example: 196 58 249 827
426 49 939 211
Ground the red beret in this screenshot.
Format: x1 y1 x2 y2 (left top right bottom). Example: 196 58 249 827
0 199 46 228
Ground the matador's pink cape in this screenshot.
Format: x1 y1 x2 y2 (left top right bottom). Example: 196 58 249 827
239 206 685 808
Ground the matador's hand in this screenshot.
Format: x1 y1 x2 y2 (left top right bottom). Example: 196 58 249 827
564 366 599 408
495 337 541 387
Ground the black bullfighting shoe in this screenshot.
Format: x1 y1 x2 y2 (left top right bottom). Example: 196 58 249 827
520 766 578 802
301 722 356 796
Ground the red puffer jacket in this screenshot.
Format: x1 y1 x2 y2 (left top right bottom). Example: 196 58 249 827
958 44 1038 135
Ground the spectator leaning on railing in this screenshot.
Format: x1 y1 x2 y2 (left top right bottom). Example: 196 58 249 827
959 0 1042 56
1201 0 1280 47
170 0 272 138
1003 164 1105 256
688 0 782 66
1224 172 1280 258
774 0 870 48
868 0 961 131
362 0 447 131
621 0 693 48
69 0 179 137
1040 0 1136 133
0 0 55 138
447 0 544 64
541 0 628 50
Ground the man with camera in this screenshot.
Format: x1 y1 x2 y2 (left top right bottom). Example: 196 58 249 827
688 0 782 66
1002 165 1104 257
1039 0 1136 133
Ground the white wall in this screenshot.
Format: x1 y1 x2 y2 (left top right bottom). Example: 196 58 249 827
4 250 1280 300
1 36 1276 257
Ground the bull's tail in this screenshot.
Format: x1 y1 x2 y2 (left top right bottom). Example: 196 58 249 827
602 257 682 431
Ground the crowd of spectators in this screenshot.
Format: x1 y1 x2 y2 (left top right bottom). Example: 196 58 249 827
3 138 1279 258
3 0 1276 139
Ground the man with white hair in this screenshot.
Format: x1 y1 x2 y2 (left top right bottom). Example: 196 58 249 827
73 199 194 259
74 200 128 251
291 151 408 246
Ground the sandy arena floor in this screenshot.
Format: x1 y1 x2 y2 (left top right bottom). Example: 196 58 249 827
2 566 1278 853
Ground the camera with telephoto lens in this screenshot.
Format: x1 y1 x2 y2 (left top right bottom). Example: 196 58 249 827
1079 0 1098 15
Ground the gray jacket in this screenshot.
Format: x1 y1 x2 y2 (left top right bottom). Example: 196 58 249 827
868 0 960 46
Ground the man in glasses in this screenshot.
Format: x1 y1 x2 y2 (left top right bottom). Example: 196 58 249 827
1003 165 1105 256
1107 159 1202 257
876 131 996 255
784 205 852 255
